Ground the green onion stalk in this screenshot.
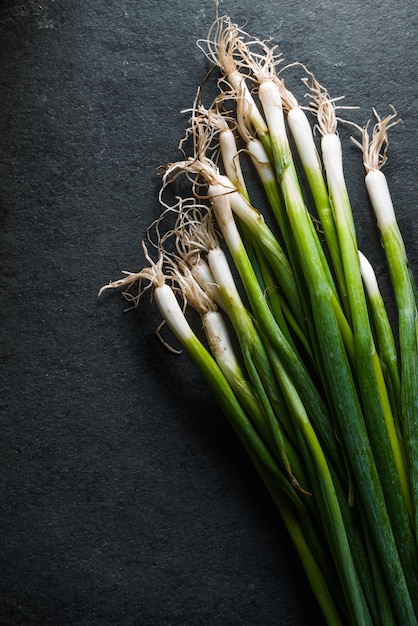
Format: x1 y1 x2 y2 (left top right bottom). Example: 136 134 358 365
308 83 417 618
99 244 345 624
100 14 418 626
249 73 414 622
353 109 418 545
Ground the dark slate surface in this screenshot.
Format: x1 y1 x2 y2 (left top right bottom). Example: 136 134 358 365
0 1 416 624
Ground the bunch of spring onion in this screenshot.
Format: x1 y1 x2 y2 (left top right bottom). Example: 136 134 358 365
99 15 418 626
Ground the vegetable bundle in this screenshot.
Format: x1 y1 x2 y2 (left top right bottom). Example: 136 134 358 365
99 15 418 625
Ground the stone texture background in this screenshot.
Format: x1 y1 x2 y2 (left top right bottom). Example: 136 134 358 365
1 1 416 624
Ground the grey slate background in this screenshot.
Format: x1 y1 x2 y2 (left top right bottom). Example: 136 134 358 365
0 1 416 624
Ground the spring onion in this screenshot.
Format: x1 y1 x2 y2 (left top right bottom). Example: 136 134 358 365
100 14 418 625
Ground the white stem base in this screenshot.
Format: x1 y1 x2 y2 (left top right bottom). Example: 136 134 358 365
208 183 244 255
365 169 396 231
154 284 194 344
288 107 322 172
258 79 287 147
203 310 239 372
359 250 379 297
321 134 345 192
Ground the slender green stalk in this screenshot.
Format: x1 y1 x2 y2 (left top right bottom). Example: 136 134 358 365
353 114 418 544
201 307 310 490
243 137 317 360
213 111 312 359
271 358 372 625
102 18 418 625
207 186 344 472
255 248 313 361
359 251 401 415
152 281 288 484
258 467 344 626
321 131 417 620
257 76 416 624
217 175 307 330
204 245 305 482
323 135 410 473
166 256 353 624
366 168 418 544
285 98 349 317
241 419 346 625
